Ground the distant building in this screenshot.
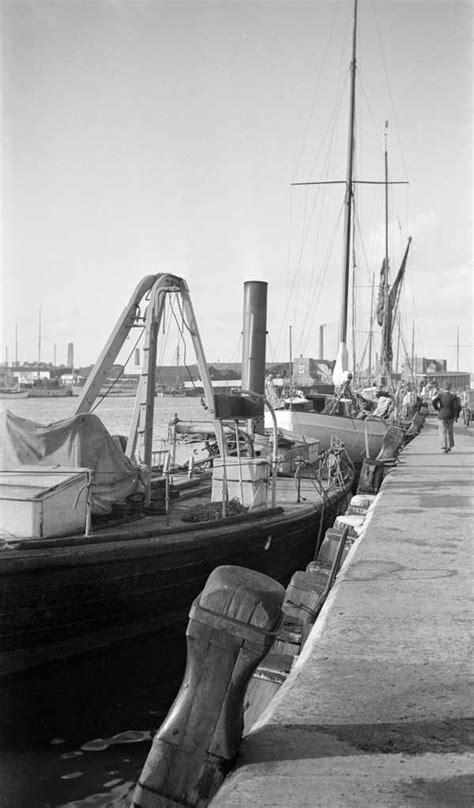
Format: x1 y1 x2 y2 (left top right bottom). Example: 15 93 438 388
403 357 470 391
292 356 335 388
404 358 447 375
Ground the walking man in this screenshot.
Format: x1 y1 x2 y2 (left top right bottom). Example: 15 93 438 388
431 382 461 453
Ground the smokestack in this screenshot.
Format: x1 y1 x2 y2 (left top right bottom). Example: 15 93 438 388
319 325 325 360
241 281 267 435
67 342 74 369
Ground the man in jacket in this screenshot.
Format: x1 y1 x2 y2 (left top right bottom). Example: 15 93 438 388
431 382 461 453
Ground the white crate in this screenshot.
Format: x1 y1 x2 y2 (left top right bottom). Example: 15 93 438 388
211 457 269 509
0 466 89 540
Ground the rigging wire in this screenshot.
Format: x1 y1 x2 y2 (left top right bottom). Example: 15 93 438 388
279 11 356 358
89 325 145 414
169 294 199 388
371 1 410 183
278 69 352 357
290 2 345 183
296 202 345 355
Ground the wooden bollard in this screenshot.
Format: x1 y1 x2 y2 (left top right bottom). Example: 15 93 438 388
282 569 328 625
283 526 351 629
132 565 285 808
357 458 385 495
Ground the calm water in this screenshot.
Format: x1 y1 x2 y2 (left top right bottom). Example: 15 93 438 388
0 393 210 444
0 395 206 808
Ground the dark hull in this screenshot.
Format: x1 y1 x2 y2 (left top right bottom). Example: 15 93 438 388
0 481 351 675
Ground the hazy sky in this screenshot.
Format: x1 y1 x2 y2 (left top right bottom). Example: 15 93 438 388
1 0 472 373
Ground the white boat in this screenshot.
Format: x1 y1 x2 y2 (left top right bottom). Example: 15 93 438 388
270 0 406 465
272 408 395 465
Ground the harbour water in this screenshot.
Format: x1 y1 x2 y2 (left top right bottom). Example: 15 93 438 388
0 395 206 808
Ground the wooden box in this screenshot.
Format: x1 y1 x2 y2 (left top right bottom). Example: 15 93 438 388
0 466 89 540
211 457 269 508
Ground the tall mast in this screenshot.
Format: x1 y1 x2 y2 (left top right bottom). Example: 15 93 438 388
380 122 391 383
38 308 42 379
338 0 358 347
384 122 389 273
368 272 375 383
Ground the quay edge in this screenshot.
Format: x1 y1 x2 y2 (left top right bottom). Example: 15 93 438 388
209 419 474 808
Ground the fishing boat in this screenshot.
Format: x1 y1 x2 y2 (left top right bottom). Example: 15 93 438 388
22 378 75 397
0 389 29 400
98 376 139 397
269 0 406 466
0 274 353 676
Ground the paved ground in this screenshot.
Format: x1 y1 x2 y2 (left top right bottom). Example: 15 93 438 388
210 418 474 807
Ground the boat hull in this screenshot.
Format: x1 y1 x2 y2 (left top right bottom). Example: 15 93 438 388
272 409 402 464
26 388 75 397
0 481 350 676
0 391 29 399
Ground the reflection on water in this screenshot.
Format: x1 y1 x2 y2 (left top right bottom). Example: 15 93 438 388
0 396 205 807
0 626 187 807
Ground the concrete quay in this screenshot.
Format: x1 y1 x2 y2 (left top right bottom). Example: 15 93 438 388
210 419 474 807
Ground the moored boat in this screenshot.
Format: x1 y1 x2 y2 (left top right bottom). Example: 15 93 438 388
0 274 353 676
268 0 406 466
0 389 29 399
22 379 75 397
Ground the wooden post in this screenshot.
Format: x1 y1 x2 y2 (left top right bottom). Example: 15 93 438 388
132 565 285 808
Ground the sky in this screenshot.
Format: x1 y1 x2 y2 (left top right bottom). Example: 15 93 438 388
1 0 472 374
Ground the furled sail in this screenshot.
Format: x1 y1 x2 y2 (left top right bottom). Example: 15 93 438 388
379 237 412 372
376 258 388 327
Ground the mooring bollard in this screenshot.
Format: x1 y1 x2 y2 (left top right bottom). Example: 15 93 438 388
132 565 285 808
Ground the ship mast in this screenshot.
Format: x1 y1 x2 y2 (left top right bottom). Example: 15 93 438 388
379 122 391 386
339 0 357 349
333 0 358 384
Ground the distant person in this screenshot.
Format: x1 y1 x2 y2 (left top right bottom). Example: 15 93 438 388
373 390 393 419
431 382 461 453
460 388 471 426
402 386 416 418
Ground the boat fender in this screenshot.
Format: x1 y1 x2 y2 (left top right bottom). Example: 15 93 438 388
132 565 285 808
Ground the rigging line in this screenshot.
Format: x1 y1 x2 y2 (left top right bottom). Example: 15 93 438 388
296 69 361 351
275 184 321 351
89 326 144 414
290 1 342 182
280 63 354 351
155 327 171 383
297 203 345 354
171 294 204 388
266 333 279 364
306 66 351 184
371 0 410 182
168 294 195 386
284 60 353 333
279 28 359 354
295 8 353 187
284 108 347 353
307 202 345 325
357 73 385 157
228 333 243 364
353 187 385 283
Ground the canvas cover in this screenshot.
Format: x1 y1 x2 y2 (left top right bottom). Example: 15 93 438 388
1 410 145 515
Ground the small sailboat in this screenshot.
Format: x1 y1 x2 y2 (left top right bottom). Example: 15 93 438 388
270 0 406 465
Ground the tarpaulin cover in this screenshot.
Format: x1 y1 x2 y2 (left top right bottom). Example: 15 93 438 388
1 410 145 514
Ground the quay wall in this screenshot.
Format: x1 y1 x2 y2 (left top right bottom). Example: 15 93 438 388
210 420 474 807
